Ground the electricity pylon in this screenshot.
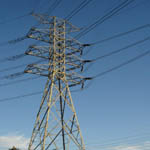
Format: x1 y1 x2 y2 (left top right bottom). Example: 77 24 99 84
25 13 91 150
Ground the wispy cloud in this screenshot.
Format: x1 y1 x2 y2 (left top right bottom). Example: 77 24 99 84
86 141 150 150
112 145 141 150
0 133 29 150
109 141 150 150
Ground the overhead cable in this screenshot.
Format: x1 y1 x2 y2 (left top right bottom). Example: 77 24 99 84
0 71 25 80
1 51 150 101
75 0 136 39
0 53 25 63
92 36 150 62
0 59 45 72
0 76 41 88
0 91 42 103
65 0 94 21
93 49 150 79
46 0 63 15
0 11 32 25
0 35 28 47
90 24 150 45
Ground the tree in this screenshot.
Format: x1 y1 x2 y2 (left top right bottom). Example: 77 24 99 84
9 146 20 150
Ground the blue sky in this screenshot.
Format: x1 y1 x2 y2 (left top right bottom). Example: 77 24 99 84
0 0 150 149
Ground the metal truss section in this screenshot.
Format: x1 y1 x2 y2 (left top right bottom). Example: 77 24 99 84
25 15 91 150
28 79 85 150
25 16 91 87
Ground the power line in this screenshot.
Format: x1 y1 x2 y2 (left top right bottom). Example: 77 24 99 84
0 11 32 25
81 23 150 56
1 24 149 73
1 22 148 50
65 0 94 21
3 15 146 68
77 0 135 38
0 91 42 103
114 0 149 18
90 24 150 45
0 53 25 63
73 49 150 90
86 142 150 150
93 49 150 79
36 0 53 13
0 71 25 80
0 63 27 73
0 19 38 47
0 76 41 88
75 0 136 39
4 39 147 91
79 24 150 62
0 50 149 102
0 59 45 72
8 35 28 44
81 37 150 73
0 35 28 47
67 42 150 92
84 130 150 148
0 47 149 105
32 0 44 12
46 0 63 15
85 136 150 149
92 36 150 62
85 137 150 150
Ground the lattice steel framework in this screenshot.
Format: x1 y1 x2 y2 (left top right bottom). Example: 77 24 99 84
25 13 91 150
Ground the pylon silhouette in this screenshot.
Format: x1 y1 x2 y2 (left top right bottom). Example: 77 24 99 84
25 14 91 150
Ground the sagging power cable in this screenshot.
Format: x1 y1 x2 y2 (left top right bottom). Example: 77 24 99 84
0 11 32 25
65 0 94 21
0 71 25 80
90 24 150 45
92 49 150 79
0 35 28 47
75 0 136 39
1 51 150 100
0 53 25 63
75 49 150 92
82 36 150 66
0 76 41 88
0 91 42 103
46 0 63 15
80 36 150 79
92 36 150 62
81 23 150 56
0 59 45 72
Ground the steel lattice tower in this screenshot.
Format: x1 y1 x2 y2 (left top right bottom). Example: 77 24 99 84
25 14 91 150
